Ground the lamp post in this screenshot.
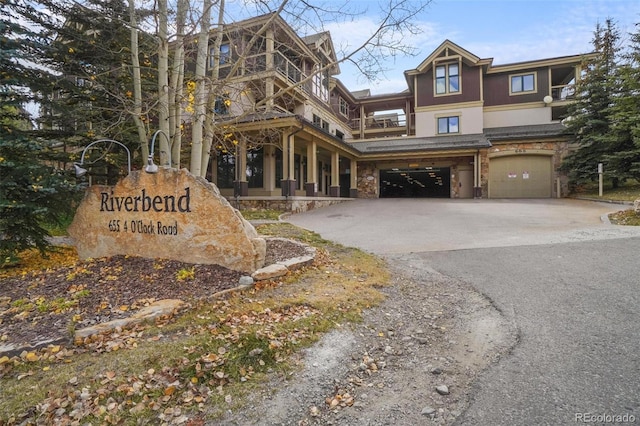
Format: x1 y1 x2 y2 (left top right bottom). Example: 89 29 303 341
145 130 172 174
74 139 132 178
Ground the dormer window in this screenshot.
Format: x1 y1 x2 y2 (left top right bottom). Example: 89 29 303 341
435 62 460 95
510 72 536 95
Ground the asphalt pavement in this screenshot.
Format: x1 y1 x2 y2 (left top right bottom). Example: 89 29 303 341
286 198 640 425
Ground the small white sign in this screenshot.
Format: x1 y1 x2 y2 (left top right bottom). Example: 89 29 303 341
523 171 529 179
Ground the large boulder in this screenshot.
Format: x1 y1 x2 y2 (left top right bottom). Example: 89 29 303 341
68 168 265 273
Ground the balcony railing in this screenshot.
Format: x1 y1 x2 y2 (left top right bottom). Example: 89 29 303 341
349 113 414 135
551 84 575 101
218 51 310 93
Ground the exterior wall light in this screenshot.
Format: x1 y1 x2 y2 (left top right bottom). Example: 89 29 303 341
74 139 132 178
543 95 553 105
146 130 172 174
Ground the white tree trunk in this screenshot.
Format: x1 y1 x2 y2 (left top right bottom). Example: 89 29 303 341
201 0 225 176
189 0 212 177
157 0 171 166
168 0 188 168
127 0 149 161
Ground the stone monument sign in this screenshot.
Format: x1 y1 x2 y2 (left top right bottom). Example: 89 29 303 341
68 168 266 273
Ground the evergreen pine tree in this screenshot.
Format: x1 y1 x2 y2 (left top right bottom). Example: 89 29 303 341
603 21 640 182
561 19 621 188
0 6 80 265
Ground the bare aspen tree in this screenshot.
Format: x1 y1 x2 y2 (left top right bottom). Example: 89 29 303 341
127 0 150 161
200 0 226 177
157 0 171 166
168 0 188 168
189 0 212 176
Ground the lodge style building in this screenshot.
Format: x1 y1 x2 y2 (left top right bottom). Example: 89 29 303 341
202 13 593 201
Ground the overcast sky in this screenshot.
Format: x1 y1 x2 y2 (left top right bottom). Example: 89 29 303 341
322 0 639 95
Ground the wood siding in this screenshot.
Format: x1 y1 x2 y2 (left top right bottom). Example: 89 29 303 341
484 67 550 106
416 62 481 107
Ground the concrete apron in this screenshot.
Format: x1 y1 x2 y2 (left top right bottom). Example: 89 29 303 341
285 198 640 254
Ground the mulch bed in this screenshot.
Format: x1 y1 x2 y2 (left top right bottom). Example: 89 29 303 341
0 238 309 351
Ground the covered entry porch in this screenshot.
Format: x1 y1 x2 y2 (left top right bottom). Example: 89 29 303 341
208 114 361 200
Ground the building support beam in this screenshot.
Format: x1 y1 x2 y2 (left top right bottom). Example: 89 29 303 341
350 159 358 198
266 29 275 108
305 140 317 196
329 150 340 197
234 139 248 197
473 150 482 198
281 130 297 197
264 145 275 192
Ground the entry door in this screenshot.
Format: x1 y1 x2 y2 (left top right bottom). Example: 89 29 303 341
458 170 474 198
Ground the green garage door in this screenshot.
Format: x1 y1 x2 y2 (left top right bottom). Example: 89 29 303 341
489 155 552 198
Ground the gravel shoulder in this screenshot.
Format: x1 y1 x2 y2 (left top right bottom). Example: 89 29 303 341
218 253 517 425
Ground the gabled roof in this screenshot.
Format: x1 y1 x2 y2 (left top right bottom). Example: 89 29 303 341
352 89 372 98
223 13 318 63
302 31 340 75
410 40 491 74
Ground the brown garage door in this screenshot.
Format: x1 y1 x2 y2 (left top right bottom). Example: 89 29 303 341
489 155 552 198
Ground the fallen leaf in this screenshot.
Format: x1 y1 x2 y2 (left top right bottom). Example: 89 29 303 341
201 353 218 363
25 352 39 362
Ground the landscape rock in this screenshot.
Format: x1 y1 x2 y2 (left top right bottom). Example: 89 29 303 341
251 263 289 281
238 276 254 286
69 168 265 273
75 299 185 339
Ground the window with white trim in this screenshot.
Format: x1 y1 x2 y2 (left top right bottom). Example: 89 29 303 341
312 66 329 102
435 63 460 95
510 72 536 94
339 97 349 117
437 116 459 134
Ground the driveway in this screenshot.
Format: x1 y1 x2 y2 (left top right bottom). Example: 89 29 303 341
286 199 640 425
286 198 640 253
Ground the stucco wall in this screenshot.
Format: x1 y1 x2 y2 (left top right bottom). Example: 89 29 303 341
415 105 484 136
484 106 552 128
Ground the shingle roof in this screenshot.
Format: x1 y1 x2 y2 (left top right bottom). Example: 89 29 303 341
484 123 566 140
352 134 491 154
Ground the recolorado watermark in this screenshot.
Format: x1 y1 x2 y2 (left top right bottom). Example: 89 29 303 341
576 413 636 423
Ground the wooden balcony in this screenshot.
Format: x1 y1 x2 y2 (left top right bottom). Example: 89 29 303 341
218 51 311 94
349 113 415 139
